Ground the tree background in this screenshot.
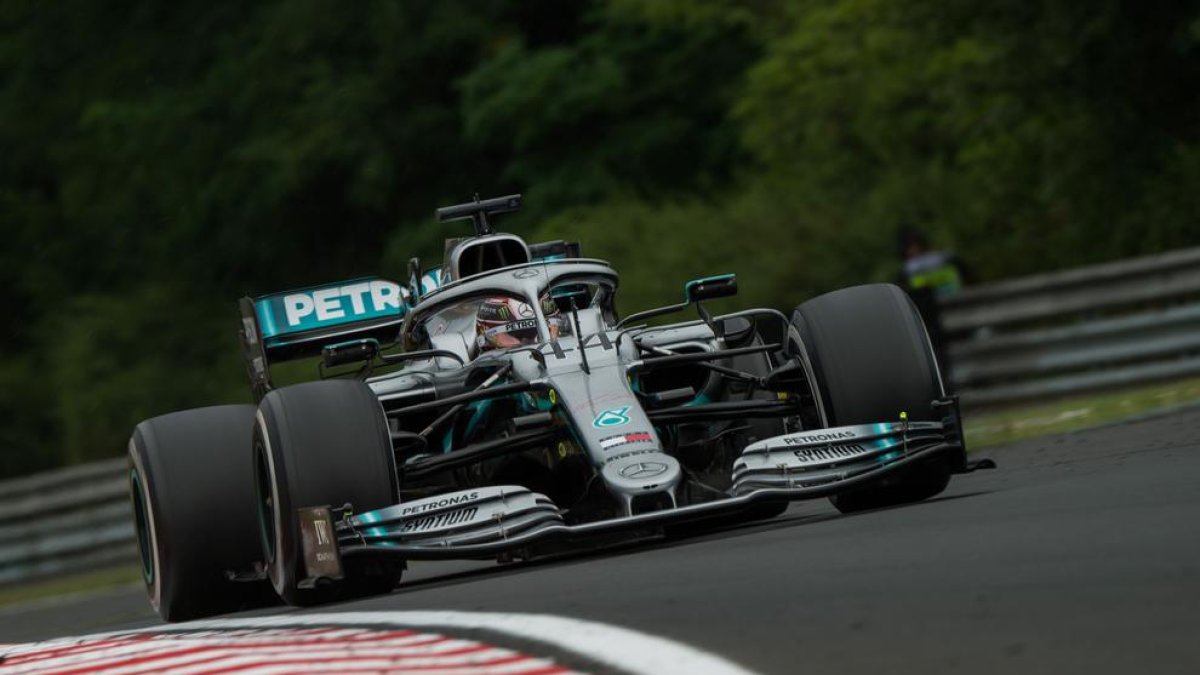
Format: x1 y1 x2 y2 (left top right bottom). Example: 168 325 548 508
2 0 1197 476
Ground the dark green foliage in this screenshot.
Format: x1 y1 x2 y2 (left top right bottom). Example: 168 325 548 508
459 3 759 216
732 0 1200 279
1 0 1197 476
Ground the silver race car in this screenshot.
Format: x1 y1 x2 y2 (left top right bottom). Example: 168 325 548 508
128 195 992 621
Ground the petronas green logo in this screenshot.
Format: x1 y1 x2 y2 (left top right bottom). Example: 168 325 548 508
592 407 631 428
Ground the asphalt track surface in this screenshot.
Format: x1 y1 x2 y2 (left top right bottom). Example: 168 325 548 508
3 405 1200 674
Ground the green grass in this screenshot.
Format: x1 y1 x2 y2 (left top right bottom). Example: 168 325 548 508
965 376 1200 449
0 565 141 609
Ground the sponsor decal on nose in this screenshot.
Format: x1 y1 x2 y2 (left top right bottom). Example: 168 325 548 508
593 407 631 428
599 431 654 450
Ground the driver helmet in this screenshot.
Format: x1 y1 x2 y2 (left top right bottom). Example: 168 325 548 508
476 295 563 352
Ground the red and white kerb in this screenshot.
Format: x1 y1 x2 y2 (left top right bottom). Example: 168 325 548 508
0 626 579 675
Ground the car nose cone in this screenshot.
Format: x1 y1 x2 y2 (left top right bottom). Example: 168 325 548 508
602 453 681 497
619 461 669 479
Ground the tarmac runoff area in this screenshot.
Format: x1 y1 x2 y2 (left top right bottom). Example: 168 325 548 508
2 405 1199 674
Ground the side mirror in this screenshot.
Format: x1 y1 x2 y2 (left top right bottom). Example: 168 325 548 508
615 273 738 330
322 338 380 368
684 274 738 304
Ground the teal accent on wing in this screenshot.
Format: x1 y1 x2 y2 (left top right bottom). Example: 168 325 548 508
255 300 279 339
420 268 444 296
254 277 407 344
355 511 388 538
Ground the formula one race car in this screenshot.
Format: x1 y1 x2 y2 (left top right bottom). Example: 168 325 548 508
128 195 992 621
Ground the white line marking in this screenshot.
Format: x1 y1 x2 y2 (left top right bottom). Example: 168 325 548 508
182 612 758 675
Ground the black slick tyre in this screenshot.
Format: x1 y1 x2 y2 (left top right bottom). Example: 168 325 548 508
254 379 402 606
791 283 951 513
128 405 276 621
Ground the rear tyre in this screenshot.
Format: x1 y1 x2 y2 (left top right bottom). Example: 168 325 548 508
792 283 951 514
129 405 276 621
255 380 402 606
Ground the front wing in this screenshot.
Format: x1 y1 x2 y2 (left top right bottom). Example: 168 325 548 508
296 406 985 584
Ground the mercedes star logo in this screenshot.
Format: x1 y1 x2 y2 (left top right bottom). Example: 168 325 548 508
619 461 669 479
512 268 541 279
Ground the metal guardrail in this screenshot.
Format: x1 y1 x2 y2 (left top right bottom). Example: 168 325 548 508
4 246 1199 587
942 247 1200 407
0 458 135 586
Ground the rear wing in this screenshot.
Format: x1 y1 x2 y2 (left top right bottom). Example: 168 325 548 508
239 277 408 400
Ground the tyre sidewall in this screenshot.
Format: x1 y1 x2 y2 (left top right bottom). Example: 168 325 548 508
255 380 398 605
128 404 266 621
794 283 943 426
128 436 164 614
254 406 294 600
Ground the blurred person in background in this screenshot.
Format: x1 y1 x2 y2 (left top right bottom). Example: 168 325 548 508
896 225 972 391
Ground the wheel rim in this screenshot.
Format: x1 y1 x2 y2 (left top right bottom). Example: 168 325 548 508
253 440 276 564
786 325 829 428
129 468 154 585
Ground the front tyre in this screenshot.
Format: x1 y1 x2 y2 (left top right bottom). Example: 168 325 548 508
128 405 276 621
255 380 402 606
792 283 952 513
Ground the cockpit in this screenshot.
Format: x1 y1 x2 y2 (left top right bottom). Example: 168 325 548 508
409 274 616 362
397 195 618 363
417 292 571 358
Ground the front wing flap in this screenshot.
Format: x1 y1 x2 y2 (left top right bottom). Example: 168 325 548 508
731 420 949 495
308 411 973 563
337 486 564 550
